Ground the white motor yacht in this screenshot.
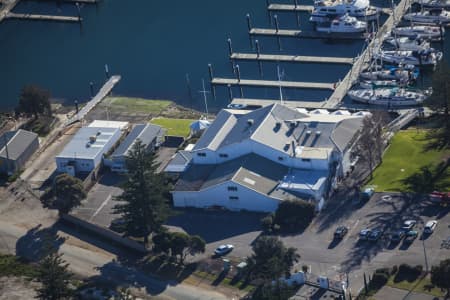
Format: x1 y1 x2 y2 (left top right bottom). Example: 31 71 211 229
316 14 367 33
348 88 428 106
403 9 450 24
392 25 445 40
309 0 379 22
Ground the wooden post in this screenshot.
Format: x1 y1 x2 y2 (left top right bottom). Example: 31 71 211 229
89 81 94 98
274 15 282 51
227 84 233 102
255 40 263 78
246 14 254 49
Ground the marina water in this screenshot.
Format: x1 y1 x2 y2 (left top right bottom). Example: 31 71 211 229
0 0 448 112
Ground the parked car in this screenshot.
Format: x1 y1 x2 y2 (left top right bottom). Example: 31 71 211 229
402 220 417 231
424 220 437 234
359 229 372 240
334 226 349 239
368 229 383 241
404 230 418 243
428 191 450 205
391 230 406 242
214 244 234 256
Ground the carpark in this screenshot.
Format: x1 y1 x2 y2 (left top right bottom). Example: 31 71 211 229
168 192 450 294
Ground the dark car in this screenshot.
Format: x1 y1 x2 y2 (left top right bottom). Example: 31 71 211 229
391 230 406 242
368 229 383 241
404 230 418 243
334 226 349 239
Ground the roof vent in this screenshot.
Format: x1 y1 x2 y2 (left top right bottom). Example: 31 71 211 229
89 135 97 143
247 119 254 126
316 131 322 136
86 143 91 148
306 130 312 135
96 131 101 136
290 121 296 128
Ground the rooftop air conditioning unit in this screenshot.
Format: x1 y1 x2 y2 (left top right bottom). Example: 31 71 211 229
89 135 97 143
316 131 322 136
247 119 254 126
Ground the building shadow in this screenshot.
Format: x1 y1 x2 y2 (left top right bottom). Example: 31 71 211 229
166 208 264 243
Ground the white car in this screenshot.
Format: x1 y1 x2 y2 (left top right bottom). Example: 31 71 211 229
402 220 417 231
424 220 437 234
214 244 234 256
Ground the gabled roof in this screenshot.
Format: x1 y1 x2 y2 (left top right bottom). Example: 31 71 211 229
0 129 38 160
174 153 288 197
112 124 163 158
192 104 364 156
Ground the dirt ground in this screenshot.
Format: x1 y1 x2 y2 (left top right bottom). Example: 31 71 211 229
0 276 39 300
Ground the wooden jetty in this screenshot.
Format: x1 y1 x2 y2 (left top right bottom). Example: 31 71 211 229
6 12 80 22
249 28 367 40
267 3 314 12
0 0 20 23
325 0 412 108
267 3 392 14
65 75 121 126
212 78 334 90
230 52 354 65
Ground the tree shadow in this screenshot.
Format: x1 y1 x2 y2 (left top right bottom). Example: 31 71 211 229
212 270 228 286
15 223 66 262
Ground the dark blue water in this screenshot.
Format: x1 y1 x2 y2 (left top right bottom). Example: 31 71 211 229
0 0 447 112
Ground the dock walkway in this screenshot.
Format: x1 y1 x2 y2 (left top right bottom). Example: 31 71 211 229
325 0 411 108
249 28 367 40
65 75 121 126
212 78 334 90
267 3 313 12
6 12 80 22
230 52 354 65
0 0 20 23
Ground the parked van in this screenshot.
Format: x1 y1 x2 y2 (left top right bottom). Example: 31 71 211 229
424 220 437 234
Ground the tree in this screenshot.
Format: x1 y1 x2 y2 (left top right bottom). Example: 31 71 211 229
431 259 450 296
113 140 170 246
42 173 86 215
273 200 315 233
352 114 385 180
424 61 450 149
250 280 296 300
152 231 205 265
245 236 300 283
16 85 52 119
36 251 73 300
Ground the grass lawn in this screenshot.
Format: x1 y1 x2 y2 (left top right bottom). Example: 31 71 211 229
387 274 445 297
103 97 172 115
150 118 195 137
367 129 450 192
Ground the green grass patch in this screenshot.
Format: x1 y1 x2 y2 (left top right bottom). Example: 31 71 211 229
387 274 445 297
0 254 38 279
367 130 450 192
150 118 195 137
103 97 172 115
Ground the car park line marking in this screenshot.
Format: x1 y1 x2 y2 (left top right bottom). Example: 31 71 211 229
345 220 360 242
90 194 112 222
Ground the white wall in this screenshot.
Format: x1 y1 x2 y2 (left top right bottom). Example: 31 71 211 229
172 181 280 212
191 140 253 165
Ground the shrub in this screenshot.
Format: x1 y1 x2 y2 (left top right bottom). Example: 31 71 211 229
395 264 422 282
273 200 315 233
391 265 398 275
261 214 274 233
375 268 390 276
370 272 389 289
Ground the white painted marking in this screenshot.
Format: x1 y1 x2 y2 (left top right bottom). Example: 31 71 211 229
89 194 112 222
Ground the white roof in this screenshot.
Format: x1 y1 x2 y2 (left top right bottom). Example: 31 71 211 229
88 120 129 130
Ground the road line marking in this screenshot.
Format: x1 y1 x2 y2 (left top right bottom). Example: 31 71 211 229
89 194 112 222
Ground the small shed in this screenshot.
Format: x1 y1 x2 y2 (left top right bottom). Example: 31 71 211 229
0 129 39 175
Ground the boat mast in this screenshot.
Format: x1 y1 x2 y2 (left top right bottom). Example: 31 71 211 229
199 79 210 119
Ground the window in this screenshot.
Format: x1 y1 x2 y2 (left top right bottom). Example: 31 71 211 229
302 158 311 162
197 152 206 157
228 186 238 191
278 156 284 161
219 153 229 158
229 196 239 200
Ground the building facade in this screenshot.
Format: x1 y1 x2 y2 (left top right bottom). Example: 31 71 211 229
0 129 39 175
